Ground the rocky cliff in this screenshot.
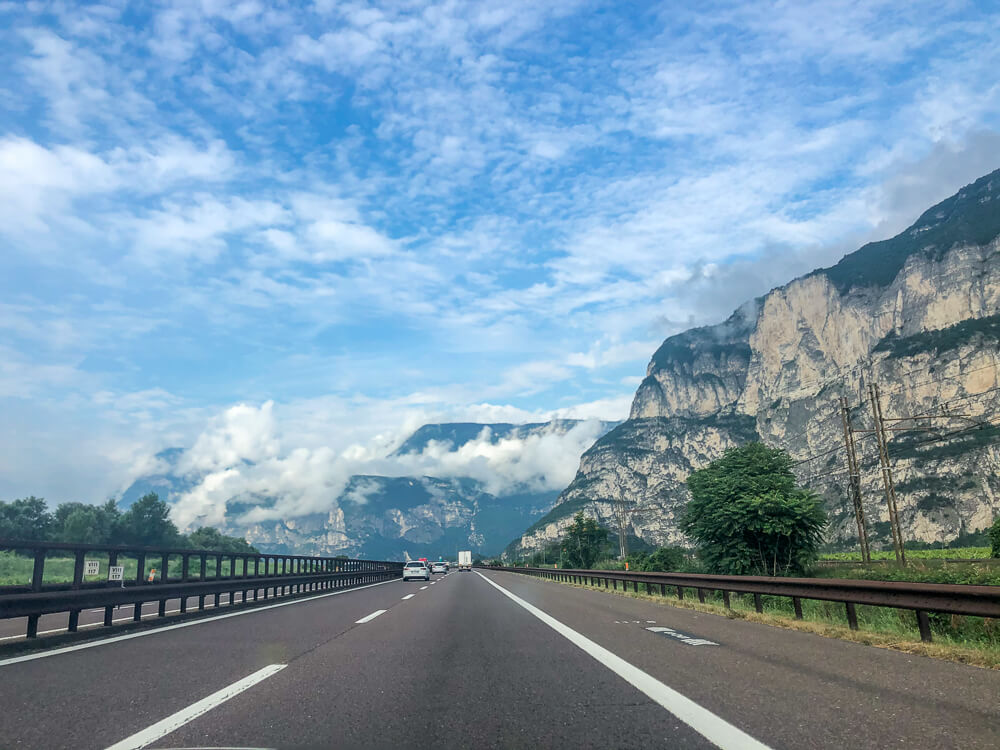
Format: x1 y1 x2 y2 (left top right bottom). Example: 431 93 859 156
513 169 1000 555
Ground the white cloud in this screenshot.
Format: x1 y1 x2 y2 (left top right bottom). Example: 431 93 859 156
160 394 624 528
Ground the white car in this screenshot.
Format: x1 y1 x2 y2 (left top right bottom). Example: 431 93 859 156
402 561 430 581
431 562 446 574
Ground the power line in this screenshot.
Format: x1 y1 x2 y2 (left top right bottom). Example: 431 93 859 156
876 359 999 399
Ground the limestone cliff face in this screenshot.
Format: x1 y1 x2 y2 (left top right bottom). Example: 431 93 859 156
515 169 1000 554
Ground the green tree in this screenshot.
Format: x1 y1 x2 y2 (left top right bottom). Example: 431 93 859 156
989 516 1000 559
55 500 120 545
117 493 181 547
0 497 55 541
680 443 827 576
560 511 609 569
186 526 258 554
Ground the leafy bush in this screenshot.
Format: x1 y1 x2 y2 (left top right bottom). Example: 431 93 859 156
990 516 1000 559
680 443 827 576
627 546 687 572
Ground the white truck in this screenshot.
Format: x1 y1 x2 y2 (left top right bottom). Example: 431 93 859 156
458 550 472 571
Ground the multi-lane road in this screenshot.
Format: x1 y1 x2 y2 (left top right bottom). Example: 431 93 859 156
0 569 997 749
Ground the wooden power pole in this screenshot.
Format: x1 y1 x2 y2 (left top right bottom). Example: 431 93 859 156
867 383 906 564
839 396 871 563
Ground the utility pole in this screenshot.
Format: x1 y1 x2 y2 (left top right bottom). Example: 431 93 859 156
613 497 628 559
839 396 871 564
868 383 905 565
610 496 634 559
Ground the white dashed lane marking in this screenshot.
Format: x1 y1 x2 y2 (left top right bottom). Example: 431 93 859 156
355 610 387 624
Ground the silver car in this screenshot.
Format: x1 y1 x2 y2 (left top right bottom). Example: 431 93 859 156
431 562 446 574
402 561 430 581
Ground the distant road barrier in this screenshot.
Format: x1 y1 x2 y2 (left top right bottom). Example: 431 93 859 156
482 565 1000 642
0 539 403 640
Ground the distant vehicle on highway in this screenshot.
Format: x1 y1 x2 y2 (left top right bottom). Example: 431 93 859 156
458 550 472 571
431 562 446 574
402 561 430 581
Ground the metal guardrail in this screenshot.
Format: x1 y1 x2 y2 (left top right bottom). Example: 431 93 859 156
0 539 403 639
483 566 1000 642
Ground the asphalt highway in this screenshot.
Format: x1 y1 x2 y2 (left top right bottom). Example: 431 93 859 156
0 569 997 749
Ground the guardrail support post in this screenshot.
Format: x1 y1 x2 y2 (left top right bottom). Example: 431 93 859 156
199 555 207 609
27 549 44 637
105 551 118 626
697 588 705 603
66 550 85 631
158 599 166 617
134 552 146 621
31 548 46 590
845 602 859 630
754 593 763 613
793 597 803 619
676 586 683 600
645 582 652 595
723 591 731 609
161 553 170 583
633 581 639 594
916 610 932 642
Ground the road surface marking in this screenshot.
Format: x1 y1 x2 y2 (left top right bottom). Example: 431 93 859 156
355 609 387 624
647 626 718 646
103 663 286 750
475 572 770 750
0 578 399 668
420 585 428 590
401 594 415 600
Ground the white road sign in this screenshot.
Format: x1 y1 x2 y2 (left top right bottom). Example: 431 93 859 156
84 560 100 576
108 565 124 581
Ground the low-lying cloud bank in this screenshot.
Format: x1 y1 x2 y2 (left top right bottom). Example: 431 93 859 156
161 400 620 530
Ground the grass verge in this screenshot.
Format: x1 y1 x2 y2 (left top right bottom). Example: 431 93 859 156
533 574 1000 670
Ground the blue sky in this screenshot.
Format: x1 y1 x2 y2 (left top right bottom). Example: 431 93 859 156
2 0 999 514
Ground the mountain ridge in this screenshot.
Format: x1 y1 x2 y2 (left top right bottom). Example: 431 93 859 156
511 167 1000 556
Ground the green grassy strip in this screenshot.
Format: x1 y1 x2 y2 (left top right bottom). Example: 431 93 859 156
540 572 1000 655
0 551 250 586
820 547 991 561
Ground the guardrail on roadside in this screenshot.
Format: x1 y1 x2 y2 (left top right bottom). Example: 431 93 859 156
481 565 1000 642
0 539 403 640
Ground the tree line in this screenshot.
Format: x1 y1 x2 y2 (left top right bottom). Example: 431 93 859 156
0 492 257 553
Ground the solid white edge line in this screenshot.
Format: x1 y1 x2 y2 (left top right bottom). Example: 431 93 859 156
0 578 399 668
103 663 286 750
474 571 772 750
355 609 387 624
401 594 415 600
